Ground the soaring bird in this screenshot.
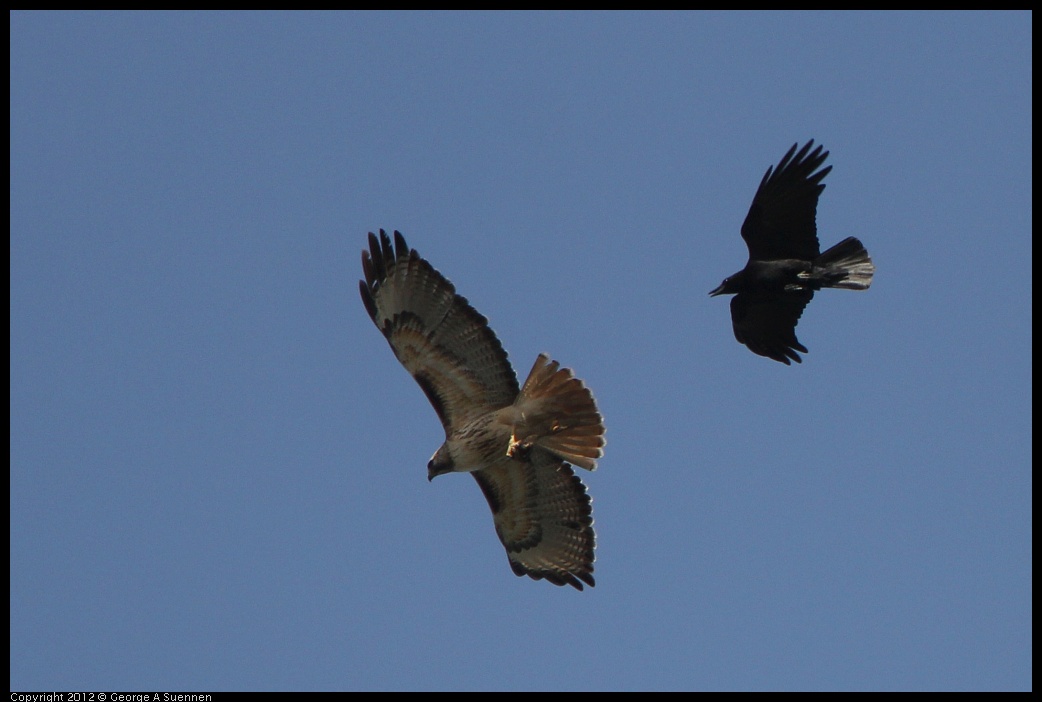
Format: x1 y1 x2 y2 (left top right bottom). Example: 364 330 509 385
710 140 875 364
360 230 605 589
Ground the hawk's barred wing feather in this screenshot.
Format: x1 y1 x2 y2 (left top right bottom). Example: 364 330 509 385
472 449 595 590
360 230 519 430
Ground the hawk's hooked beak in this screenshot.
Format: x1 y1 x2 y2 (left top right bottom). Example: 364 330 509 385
427 458 452 482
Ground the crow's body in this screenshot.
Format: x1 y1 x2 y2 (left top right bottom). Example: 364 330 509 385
711 141 875 364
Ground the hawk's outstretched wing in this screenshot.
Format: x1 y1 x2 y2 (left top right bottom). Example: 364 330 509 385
741 140 831 262
472 449 595 590
360 229 519 431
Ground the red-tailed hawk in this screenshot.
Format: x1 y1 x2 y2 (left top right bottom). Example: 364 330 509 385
359 230 605 590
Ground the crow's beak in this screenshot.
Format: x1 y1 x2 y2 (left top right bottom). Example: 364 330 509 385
709 284 726 297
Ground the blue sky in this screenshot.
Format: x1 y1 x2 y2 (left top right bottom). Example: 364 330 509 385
10 11 1031 691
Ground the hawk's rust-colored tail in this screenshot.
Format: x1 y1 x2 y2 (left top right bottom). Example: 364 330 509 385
509 354 605 471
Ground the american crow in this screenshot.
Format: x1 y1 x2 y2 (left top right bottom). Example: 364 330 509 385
710 141 875 364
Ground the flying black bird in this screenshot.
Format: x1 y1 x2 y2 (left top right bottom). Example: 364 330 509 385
710 140 875 364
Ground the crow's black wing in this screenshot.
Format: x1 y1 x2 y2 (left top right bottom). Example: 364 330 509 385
740 141 831 262
729 290 813 365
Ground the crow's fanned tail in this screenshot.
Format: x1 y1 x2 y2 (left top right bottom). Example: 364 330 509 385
815 236 875 290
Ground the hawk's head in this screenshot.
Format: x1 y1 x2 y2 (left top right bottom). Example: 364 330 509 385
428 444 454 482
